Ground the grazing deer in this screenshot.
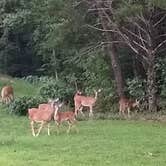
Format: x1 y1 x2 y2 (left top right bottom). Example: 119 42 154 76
0 85 14 104
119 97 140 117
74 89 101 117
28 99 60 136
54 106 78 134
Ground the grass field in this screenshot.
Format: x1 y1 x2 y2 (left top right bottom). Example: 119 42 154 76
0 78 166 166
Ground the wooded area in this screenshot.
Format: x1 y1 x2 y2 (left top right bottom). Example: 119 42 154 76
0 0 166 113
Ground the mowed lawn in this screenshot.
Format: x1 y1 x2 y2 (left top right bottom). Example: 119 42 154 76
0 78 166 166
0 110 166 166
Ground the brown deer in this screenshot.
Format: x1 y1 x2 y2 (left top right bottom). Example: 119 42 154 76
74 89 101 117
28 99 60 136
54 107 78 134
119 97 140 117
1 85 14 104
38 98 59 111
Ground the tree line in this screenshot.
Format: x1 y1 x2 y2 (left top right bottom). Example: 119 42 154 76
0 0 166 112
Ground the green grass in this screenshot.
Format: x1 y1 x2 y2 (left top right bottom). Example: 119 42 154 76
0 112 166 166
0 77 39 97
0 77 166 166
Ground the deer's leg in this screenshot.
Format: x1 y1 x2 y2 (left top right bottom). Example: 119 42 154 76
68 119 79 133
74 105 80 116
127 108 131 118
36 121 45 136
89 106 93 117
119 105 122 116
4 97 7 104
8 96 11 103
73 119 79 133
67 121 72 134
55 121 60 134
47 123 50 136
30 121 36 136
123 109 126 116
2 98 5 104
9 94 14 101
79 106 85 117
75 125 79 133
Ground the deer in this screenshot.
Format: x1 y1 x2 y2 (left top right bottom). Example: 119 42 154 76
0 85 14 104
74 89 101 117
28 99 60 137
54 106 78 134
38 98 59 111
119 96 140 117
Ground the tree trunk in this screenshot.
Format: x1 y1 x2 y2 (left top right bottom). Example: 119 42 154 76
147 56 157 112
105 43 125 97
96 2 125 97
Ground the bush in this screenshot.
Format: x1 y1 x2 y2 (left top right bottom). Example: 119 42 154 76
8 96 45 116
38 79 75 103
127 78 146 98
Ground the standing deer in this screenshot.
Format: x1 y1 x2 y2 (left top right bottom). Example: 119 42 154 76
28 99 60 136
1 85 14 104
74 89 101 117
54 106 78 134
119 97 140 117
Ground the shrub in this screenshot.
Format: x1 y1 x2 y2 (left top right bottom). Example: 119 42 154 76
127 78 146 98
38 79 75 103
93 92 118 113
8 96 45 116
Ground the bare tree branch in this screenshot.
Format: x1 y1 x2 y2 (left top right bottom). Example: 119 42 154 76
88 8 110 12
154 33 166 39
132 40 149 54
117 31 139 54
153 39 166 54
138 26 147 50
153 14 166 27
132 21 148 35
122 27 148 44
85 24 116 32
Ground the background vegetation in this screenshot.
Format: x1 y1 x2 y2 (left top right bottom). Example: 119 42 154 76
0 0 166 113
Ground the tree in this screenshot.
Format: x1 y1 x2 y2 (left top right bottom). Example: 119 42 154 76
82 0 166 112
80 0 125 97
0 0 40 76
115 1 166 111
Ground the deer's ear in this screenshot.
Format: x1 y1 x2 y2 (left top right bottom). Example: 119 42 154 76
58 102 63 107
98 89 102 92
77 91 80 94
48 98 53 103
55 98 59 102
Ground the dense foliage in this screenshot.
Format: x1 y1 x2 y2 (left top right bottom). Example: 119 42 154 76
0 0 166 113
8 96 45 115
